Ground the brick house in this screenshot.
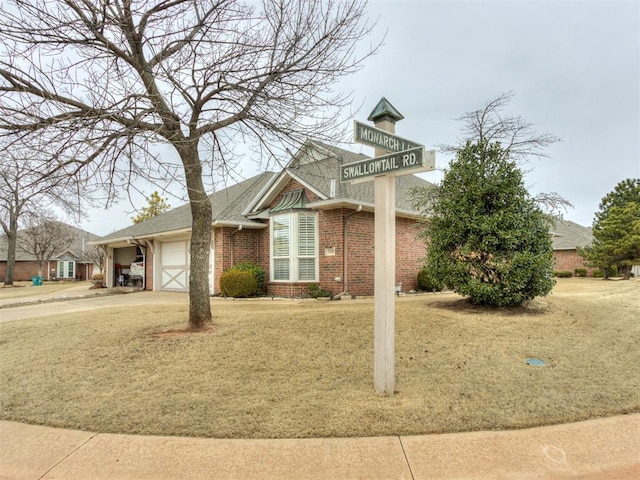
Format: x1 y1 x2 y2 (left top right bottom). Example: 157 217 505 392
0 223 100 282
550 219 594 274
93 140 432 296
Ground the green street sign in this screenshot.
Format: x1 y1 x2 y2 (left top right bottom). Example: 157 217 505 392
353 120 422 153
340 146 434 183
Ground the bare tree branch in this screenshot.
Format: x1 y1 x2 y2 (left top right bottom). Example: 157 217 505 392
0 0 378 327
439 91 562 163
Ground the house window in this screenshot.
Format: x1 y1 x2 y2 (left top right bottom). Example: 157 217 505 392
57 261 75 279
270 212 318 282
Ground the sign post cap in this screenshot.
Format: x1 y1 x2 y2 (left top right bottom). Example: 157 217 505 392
367 97 404 123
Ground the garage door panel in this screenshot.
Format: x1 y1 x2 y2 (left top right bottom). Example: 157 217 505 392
160 240 189 292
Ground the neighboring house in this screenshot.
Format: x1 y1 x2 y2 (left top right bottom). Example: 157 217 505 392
92 140 432 296
550 219 594 274
0 223 100 281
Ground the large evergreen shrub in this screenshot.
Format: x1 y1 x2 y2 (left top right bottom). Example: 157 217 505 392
414 141 555 307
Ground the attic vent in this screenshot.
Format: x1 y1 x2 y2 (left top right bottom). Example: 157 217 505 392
270 189 310 212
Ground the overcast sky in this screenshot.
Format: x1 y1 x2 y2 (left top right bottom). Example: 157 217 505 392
80 0 639 236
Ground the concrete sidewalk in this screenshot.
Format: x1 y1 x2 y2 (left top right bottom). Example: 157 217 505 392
1 415 638 479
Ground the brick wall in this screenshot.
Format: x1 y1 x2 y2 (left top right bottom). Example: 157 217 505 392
344 211 375 296
318 208 345 296
553 249 594 275
145 247 154 291
395 217 425 292
0 260 93 281
0 261 41 281
213 227 264 293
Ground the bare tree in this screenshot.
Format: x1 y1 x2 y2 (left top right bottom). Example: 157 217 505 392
84 245 106 275
0 0 377 329
439 92 572 216
18 216 76 278
0 140 83 285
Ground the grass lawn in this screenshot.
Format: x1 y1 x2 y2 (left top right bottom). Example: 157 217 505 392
0 278 638 439
0 280 89 301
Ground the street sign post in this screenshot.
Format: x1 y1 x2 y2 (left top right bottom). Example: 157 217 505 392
344 99 436 396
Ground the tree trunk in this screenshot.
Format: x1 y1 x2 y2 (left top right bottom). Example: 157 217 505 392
3 217 17 285
179 143 213 329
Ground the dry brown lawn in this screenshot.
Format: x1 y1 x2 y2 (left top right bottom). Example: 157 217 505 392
0 278 638 439
0 281 87 301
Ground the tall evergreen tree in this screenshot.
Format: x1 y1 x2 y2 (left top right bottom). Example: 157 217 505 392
416 141 555 307
580 179 640 279
131 192 171 225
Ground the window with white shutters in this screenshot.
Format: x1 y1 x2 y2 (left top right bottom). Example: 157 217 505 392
297 214 316 281
270 212 318 282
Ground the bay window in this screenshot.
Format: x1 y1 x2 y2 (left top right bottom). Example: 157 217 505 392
270 212 318 282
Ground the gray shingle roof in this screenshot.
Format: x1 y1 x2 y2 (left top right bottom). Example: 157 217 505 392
550 220 593 250
0 223 100 262
94 140 434 244
96 171 276 243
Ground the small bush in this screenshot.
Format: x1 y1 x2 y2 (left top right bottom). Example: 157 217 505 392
593 269 605 278
307 283 332 298
227 262 266 294
417 267 443 292
219 270 257 298
574 268 587 277
608 265 619 277
553 270 573 278
91 273 104 281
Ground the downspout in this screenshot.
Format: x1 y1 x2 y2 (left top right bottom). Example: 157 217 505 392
333 205 362 299
230 225 243 267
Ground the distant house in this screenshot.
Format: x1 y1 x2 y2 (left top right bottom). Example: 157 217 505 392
550 219 594 274
0 223 100 281
92 140 432 296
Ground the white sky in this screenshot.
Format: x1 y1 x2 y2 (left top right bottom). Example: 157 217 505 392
79 0 640 236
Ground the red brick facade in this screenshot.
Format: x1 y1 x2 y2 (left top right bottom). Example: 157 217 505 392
0 260 94 282
144 247 154 290
213 179 425 297
553 249 594 274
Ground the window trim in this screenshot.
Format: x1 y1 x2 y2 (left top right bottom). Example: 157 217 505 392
269 211 319 283
57 260 75 279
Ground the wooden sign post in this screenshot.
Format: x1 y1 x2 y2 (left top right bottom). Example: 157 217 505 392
342 98 435 395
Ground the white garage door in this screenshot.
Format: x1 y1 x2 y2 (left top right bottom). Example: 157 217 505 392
160 240 189 291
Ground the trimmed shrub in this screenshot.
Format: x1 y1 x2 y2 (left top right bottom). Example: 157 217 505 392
553 270 573 278
574 268 587 277
227 262 266 294
417 267 444 292
593 269 605 278
219 270 257 298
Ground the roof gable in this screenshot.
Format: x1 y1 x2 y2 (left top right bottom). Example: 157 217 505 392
249 139 433 215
